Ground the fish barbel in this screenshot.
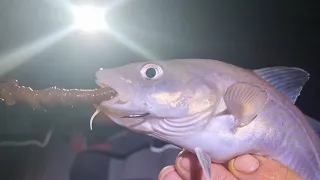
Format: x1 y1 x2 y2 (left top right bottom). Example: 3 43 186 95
92 59 320 179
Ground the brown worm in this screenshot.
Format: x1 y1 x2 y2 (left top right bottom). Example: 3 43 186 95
0 79 117 109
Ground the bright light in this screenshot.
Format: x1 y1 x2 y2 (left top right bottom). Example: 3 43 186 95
0 27 72 76
71 5 107 33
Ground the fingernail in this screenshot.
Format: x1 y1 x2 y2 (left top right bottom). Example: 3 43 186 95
233 154 259 174
179 157 191 172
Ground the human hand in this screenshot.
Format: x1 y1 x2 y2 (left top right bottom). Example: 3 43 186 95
158 150 302 180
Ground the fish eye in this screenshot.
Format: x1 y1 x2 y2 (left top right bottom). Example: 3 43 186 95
141 63 163 80
146 68 156 78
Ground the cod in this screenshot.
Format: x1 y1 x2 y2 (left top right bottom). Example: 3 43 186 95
91 59 320 180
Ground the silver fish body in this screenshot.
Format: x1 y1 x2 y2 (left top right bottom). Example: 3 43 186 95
94 59 320 179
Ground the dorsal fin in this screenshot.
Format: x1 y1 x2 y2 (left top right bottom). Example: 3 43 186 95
254 67 310 104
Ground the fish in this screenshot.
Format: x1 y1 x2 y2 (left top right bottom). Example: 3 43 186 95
91 59 320 180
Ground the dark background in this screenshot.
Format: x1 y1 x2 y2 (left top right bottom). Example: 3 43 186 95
1 0 319 126
0 0 319 179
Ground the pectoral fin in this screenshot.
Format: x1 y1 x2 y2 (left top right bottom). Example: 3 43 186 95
195 148 211 180
224 82 268 128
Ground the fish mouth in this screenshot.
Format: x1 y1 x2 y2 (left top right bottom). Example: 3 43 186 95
95 80 128 104
95 80 150 119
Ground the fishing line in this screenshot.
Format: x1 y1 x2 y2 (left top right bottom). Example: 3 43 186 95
0 127 54 148
149 144 181 153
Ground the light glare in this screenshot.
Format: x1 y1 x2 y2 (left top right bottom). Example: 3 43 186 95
71 5 107 33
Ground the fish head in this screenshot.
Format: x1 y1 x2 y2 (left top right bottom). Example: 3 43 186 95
94 60 219 134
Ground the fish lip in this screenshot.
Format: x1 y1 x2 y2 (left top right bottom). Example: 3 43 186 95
100 101 150 118
100 106 150 120
95 80 109 89
120 112 150 118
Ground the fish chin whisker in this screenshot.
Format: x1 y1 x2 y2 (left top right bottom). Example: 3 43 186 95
120 112 150 118
90 108 101 130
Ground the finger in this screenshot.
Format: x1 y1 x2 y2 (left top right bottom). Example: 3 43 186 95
158 166 183 180
228 154 303 180
175 150 237 180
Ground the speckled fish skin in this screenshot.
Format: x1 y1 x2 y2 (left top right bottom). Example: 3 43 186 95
94 59 320 179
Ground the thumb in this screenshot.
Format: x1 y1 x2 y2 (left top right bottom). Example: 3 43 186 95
227 154 303 180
